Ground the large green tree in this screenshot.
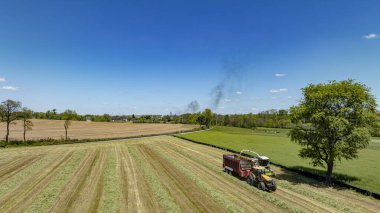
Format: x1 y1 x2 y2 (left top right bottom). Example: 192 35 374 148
0 100 22 143
289 80 377 184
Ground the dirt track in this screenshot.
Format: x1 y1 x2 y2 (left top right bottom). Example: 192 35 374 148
0 119 197 140
0 136 379 212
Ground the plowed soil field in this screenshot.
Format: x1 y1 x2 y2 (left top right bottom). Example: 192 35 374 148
0 119 197 140
0 136 378 212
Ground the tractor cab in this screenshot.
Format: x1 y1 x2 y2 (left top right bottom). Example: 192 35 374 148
258 156 270 167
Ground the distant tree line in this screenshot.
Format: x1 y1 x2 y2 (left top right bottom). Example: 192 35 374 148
169 109 380 137
169 109 292 129
27 105 380 136
1 98 379 145
33 110 112 122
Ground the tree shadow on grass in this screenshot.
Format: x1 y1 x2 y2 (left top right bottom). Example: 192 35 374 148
275 166 360 190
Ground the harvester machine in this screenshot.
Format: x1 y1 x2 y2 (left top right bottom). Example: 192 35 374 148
223 152 277 192
239 150 275 177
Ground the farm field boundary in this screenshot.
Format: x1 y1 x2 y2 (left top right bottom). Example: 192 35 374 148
174 134 380 200
1 127 203 148
0 119 198 141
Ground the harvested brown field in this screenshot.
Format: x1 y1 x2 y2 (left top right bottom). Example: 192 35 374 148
0 119 197 140
0 136 379 212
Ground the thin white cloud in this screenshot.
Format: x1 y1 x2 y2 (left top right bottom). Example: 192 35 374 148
236 91 242 95
287 96 293 99
275 73 286 77
224 98 232 102
1 86 18 91
251 107 258 111
270 88 288 93
218 106 225 109
363 33 380 39
0 78 6 82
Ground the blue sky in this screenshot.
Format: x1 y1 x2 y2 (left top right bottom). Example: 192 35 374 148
0 0 379 115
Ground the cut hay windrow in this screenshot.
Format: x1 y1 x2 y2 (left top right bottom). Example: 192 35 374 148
150 147 245 212
0 152 58 197
98 146 121 213
25 150 87 212
0 151 75 212
136 144 226 212
127 145 181 213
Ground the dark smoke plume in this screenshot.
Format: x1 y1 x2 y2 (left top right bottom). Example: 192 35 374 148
211 57 245 109
186 100 200 113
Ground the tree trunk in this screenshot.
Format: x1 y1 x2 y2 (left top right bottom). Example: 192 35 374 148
325 160 334 185
23 120 26 142
6 121 10 143
65 128 68 141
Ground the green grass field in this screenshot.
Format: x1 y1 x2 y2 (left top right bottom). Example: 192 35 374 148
178 126 380 194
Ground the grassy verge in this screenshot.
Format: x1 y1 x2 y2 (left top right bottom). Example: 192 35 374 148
176 126 380 194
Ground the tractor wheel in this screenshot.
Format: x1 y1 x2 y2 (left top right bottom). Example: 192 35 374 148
246 178 250 185
271 180 277 192
247 174 255 185
258 182 266 191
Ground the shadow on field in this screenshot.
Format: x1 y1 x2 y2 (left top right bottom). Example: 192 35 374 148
275 166 360 189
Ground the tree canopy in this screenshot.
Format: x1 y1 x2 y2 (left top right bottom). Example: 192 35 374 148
289 79 377 184
0 100 22 143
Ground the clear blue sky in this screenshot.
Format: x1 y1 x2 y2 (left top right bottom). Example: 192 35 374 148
1 0 379 115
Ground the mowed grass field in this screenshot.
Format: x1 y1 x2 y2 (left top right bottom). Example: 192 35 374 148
0 119 197 140
178 126 380 194
0 136 379 213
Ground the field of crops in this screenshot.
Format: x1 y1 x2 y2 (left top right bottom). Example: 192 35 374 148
178 126 380 194
0 136 379 212
0 119 197 141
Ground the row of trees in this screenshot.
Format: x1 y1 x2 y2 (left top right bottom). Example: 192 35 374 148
0 100 77 143
163 109 291 129
33 110 112 122
0 100 33 143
